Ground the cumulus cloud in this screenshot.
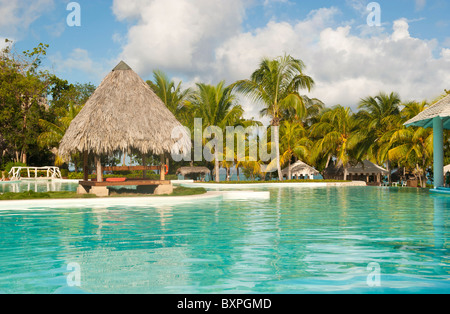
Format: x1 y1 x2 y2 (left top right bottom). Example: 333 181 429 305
415 0 426 11
0 0 55 39
113 1 450 119
48 48 111 83
113 0 248 79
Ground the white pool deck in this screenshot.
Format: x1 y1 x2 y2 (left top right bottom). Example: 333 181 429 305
172 180 367 189
0 179 366 210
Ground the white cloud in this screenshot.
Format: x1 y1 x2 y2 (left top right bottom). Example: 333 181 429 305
346 0 369 15
443 37 450 48
217 9 450 111
48 48 111 83
415 0 426 11
114 1 450 120
391 18 410 41
0 0 55 39
113 0 248 79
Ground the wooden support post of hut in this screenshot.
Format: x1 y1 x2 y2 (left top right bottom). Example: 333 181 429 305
59 61 191 197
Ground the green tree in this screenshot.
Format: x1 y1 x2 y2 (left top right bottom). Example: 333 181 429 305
310 105 362 179
37 80 95 166
147 70 193 126
37 103 83 166
232 54 315 180
386 100 431 187
279 120 311 179
0 40 51 164
191 81 244 182
356 92 401 184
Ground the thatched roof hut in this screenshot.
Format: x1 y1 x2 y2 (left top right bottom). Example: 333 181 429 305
59 61 190 157
281 161 319 179
323 160 388 184
176 166 211 176
176 166 211 180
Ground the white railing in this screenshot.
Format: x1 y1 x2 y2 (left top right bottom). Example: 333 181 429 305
8 166 62 181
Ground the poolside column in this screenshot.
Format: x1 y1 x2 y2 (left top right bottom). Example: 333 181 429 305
433 116 444 188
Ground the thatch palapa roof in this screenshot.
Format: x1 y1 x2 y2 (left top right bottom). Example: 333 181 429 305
347 160 388 175
59 61 190 157
324 160 388 176
282 161 319 177
404 94 450 129
176 166 211 176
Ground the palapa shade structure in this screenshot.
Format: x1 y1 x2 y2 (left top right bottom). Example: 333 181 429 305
323 160 388 184
404 93 450 188
176 166 211 181
281 161 319 179
59 61 190 157
59 61 191 193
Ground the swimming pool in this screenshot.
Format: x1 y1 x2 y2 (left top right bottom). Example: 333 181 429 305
0 186 448 294
0 180 79 193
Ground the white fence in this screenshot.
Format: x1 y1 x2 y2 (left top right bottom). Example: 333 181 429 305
8 166 62 181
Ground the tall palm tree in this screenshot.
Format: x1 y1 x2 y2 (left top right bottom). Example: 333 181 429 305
310 105 362 179
222 118 262 181
385 100 431 187
147 70 193 126
191 81 244 182
232 54 315 180
356 92 401 184
279 120 311 180
281 95 325 127
388 126 432 187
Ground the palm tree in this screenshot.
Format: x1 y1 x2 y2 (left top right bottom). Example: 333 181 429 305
191 81 244 182
310 105 362 179
222 118 262 181
281 95 325 127
279 120 311 180
356 92 401 184
386 100 431 187
147 70 193 126
232 54 315 180
37 103 82 165
388 126 432 187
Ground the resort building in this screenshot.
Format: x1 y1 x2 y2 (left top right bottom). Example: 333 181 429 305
281 160 319 180
323 159 388 185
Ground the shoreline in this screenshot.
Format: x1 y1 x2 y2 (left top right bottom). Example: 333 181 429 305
0 180 372 209
173 180 368 189
0 190 224 210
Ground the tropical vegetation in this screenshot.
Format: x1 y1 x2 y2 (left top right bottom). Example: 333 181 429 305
1 39 449 187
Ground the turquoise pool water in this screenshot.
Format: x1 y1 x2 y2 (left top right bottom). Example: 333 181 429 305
0 186 449 294
0 180 78 193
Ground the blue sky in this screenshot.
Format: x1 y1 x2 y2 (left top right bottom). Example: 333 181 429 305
1 0 450 119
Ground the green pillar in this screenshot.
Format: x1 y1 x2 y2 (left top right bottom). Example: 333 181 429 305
433 117 444 188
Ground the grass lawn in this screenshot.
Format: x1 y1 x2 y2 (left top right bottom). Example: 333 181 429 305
0 186 207 200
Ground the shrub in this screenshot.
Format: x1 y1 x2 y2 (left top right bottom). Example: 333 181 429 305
4 162 27 174
60 169 69 178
